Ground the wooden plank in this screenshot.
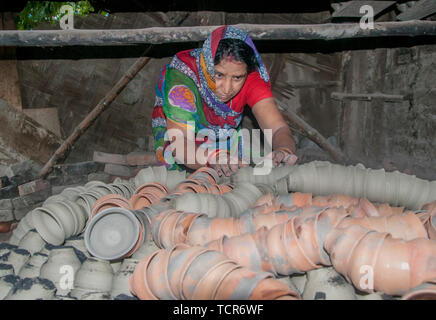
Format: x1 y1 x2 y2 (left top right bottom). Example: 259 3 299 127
397 0 436 21
0 21 436 47
332 1 396 18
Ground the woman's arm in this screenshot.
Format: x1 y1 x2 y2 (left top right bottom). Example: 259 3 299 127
251 97 298 165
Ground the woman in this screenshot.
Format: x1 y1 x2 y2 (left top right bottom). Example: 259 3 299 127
152 25 297 177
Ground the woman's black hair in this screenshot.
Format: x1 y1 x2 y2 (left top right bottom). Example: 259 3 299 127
214 38 259 73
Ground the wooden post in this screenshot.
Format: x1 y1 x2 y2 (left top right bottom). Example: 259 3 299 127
38 50 153 178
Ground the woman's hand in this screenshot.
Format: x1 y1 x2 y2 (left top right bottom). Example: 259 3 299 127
207 149 249 177
268 146 298 167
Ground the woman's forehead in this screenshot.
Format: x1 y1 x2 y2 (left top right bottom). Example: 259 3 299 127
214 57 247 75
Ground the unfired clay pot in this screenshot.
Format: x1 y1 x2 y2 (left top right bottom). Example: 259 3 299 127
39 247 82 296
84 207 141 261
4 277 56 300
71 258 113 299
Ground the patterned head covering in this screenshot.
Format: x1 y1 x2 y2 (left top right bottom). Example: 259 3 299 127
192 25 270 123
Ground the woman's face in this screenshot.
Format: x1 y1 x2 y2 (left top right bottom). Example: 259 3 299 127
214 56 248 103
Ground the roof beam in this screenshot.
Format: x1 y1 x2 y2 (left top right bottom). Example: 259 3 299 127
0 21 435 47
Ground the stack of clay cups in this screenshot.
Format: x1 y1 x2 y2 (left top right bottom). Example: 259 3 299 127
31 199 87 246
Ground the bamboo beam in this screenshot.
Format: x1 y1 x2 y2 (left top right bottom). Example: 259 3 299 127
1 21 436 47
277 103 348 164
38 52 152 178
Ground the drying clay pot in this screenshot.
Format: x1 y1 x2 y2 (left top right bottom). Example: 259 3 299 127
401 282 436 300
0 275 21 299
71 258 113 299
302 267 357 300
64 237 91 259
111 258 139 298
2 248 31 275
84 207 141 261
40 247 81 296
0 264 14 277
91 194 132 217
18 230 46 255
0 243 18 257
18 253 49 278
31 207 66 245
165 169 187 191
5 277 56 300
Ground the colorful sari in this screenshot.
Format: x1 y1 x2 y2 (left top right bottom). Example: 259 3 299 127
151 25 271 170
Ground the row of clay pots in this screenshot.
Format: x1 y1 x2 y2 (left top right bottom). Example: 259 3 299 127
231 165 294 189
285 160 436 210
205 206 350 276
134 166 187 191
150 204 305 249
324 224 436 296
89 182 169 218
263 192 435 240
84 207 149 261
44 180 137 218
129 244 300 300
170 182 263 218
336 211 428 241
30 199 88 246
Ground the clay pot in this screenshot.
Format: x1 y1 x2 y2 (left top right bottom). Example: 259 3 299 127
71 257 113 299
188 167 220 185
42 202 77 239
84 207 142 261
324 224 373 280
146 248 177 299
165 169 187 191
0 264 14 277
401 282 436 300
129 250 160 299
155 210 204 249
207 231 266 274
303 267 357 300
17 252 48 278
134 182 168 198
111 258 139 298
2 248 31 275
10 213 34 244
134 167 156 188
64 236 91 259
18 229 46 255
4 277 56 300
253 193 278 207
213 265 272 300
0 275 20 299
40 246 82 296
91 194 132 217
325 224 436 295
129 192 152 209
151 165 168 185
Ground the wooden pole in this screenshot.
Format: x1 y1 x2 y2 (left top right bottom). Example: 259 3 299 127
1 21 435 47
38 50 153 178
277 103 348 164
